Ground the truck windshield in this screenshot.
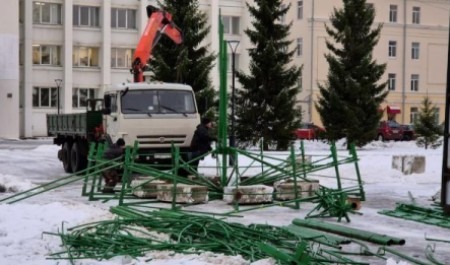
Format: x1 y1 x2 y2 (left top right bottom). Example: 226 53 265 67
121 90 196 115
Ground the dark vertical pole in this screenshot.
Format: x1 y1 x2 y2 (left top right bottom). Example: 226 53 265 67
441 18 450 214
57 85 60 114
55 79 62 115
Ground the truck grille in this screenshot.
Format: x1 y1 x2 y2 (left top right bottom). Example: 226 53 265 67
136 134 186 145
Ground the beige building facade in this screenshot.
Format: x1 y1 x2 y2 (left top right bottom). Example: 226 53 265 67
0 0 448 138
0 0 20 139
287 0 449 126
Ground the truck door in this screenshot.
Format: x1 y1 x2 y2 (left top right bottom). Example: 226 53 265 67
104 93 120 142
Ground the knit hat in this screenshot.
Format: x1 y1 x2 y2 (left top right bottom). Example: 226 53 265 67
201 117 211 125
116 138 125 146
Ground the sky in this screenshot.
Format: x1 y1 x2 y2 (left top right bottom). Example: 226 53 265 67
0 138 449 265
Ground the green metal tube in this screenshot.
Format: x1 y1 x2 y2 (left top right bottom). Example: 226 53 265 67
292 219 405 246
380 247 430 265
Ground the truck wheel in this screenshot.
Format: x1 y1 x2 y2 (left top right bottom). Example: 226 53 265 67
71 142 87 173
62 142 73 173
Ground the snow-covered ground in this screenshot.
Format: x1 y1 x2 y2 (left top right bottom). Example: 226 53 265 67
0 138 449 265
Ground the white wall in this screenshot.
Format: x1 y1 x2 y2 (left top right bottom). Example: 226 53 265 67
0 0 19 139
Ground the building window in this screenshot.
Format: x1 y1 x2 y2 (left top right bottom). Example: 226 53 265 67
73 88 96 108
111 48 134 68
388 41 397 58
32 45 61 65
73 47 100 67
412 6 420 24
389 5 397 23
388 73 396 91
297 1 303 19
222 16 240 35
32 2 62 25
73 5 100 27
298 75 303 91
32 87 57 108
411 74 419 91
410 107 418 123
296 38 303 56
280 4 286 23
412 42 420 60
434 108 440 123
111 8 136 29
227 54 240 72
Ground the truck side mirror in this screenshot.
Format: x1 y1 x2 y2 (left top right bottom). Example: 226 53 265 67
103 95 112 115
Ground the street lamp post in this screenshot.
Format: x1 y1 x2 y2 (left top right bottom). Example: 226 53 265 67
54 79 62 114
227 40 240 152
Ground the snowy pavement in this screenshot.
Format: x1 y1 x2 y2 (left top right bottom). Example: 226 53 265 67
0 139 449 264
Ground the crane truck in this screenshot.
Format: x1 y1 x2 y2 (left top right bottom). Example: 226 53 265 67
47 5 200 173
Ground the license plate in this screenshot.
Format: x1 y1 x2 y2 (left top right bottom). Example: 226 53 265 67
155 154 171 159
393 130 398 133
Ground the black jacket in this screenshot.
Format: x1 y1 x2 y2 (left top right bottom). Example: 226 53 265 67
190 124 216 156
103 143 124 160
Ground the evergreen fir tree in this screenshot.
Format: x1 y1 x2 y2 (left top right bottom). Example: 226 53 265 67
414 97 442 149
316 0 388 147
235 0 302 151
149 0 216 116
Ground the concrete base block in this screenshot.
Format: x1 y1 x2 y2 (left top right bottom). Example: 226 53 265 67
347 196 362 210
156 184 209 204
392 155 425 175
274 180 320 200
131 177 165 198
223 185 274 204
287 156 312 170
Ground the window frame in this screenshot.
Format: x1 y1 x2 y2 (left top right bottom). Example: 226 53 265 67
388 73 396 91
111 8 137 29
297 0 303 19
411 42 420 60
73 5 100 27
227 53 240 72
32 2 62 25
73 46 100 67
388 40 397 58
296 37 303 57
111 48 134 68
72 88 96 108
389 4 397 23
222 16 240 35
411 74 419 91
410 107 419 124
32 45 61 66
32 87 58 108
412 6 420 24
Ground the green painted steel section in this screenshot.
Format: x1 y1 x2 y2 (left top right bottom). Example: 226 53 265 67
380 203 450 229
292 219 405 246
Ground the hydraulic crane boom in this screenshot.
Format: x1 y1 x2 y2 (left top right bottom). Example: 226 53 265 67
131 5 183 83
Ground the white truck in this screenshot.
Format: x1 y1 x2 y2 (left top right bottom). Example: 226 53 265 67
47 5 200 172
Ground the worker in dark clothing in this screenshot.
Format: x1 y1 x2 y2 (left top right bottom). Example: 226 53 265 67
189 117 217 172
102 138 125 193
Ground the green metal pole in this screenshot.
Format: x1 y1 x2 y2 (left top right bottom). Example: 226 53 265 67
330 142 343 190
349 143 365 201
290 145 300 209
218 11 228 190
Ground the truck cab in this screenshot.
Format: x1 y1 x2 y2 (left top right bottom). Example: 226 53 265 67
103 81 200 162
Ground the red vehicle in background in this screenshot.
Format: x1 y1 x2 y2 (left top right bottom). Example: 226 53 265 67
377 120 403 141
295 123 325 140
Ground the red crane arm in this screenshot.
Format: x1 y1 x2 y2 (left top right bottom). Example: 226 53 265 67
131 5 183 83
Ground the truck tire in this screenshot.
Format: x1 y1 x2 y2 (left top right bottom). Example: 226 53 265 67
71 141 87 173
62 142 73 173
